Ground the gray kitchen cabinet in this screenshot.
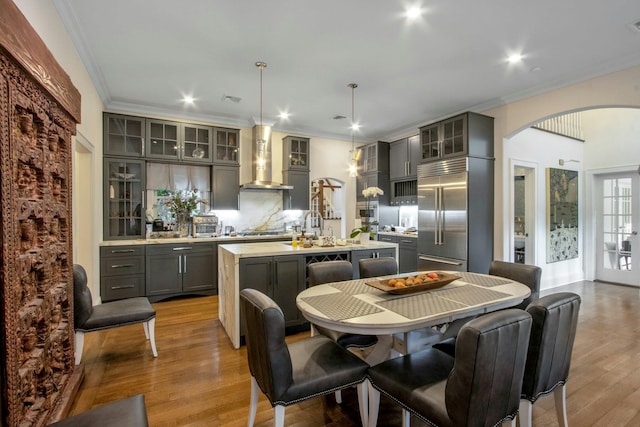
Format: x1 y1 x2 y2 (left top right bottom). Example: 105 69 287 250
282 170 309 210
419 112 494 162
145 242 216 301
146 119 180 160
182 123 213 163
213 127 239 164
103 158 146 240
358 141 389 175
377 235 417 273
100 245 146 301
145 120 213 163
239 255 306 336
282 135 309 171
212 164 239 209
389 135 420 180
398 236 417 273
103 113 145 157
351 248 396 279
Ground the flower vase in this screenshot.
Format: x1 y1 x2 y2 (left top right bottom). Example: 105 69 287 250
176 214 191 237
359 232 370 245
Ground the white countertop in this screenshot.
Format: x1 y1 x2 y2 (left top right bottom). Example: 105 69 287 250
378 231 418 239
99 234 292 246
219 240 398 258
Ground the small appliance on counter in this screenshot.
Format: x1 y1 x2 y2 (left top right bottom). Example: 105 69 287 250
152 218 164 232
192 214 219 238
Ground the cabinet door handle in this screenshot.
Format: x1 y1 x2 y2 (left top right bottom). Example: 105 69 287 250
111 263 134 268
111 249 135 254
178 256 182 274
183 254 187 273
172 246 193 251
111 284 135 290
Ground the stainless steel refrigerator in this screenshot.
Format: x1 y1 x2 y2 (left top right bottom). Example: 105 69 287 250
417 156 494 273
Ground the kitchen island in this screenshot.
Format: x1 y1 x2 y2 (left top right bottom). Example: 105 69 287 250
218 240 398 348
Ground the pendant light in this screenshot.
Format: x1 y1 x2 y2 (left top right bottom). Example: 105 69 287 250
348 83 361 177
256 61 267 172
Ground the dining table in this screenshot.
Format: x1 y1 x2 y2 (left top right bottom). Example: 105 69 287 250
296 270 532 365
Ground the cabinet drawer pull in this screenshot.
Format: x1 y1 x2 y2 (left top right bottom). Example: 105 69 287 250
111 263 134 268
111 284 135 290
172 247 193 251
111 249 135 254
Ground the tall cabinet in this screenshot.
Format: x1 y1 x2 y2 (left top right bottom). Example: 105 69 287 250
282 136 310 210
103 158 146 240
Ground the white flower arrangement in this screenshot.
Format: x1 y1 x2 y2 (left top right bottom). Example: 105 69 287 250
362 186 384 198
351 186 384 239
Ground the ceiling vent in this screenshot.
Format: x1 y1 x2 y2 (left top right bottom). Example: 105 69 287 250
222 95 242 103
332 115 347 120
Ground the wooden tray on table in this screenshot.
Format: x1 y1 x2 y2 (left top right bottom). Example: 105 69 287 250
365 272 461 295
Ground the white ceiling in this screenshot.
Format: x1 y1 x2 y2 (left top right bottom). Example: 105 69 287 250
53 0 640 143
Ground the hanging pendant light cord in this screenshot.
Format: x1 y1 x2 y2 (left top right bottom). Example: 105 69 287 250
349 83 357 151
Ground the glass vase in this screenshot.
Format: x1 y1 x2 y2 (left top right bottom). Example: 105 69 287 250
176 213 191 237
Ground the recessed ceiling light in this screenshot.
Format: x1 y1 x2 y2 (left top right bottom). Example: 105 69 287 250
405 6 422 20
507 53 524 64
183 95 195 104
351 123 360 131
279 112 290 120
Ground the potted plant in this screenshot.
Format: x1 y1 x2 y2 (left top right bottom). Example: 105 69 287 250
350 186 384 242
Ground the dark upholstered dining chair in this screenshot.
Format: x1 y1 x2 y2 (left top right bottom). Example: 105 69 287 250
358 257 398 279
307 261 378 349
519 292 581 427
490 260 542 309
368 309 532 427
73 264 157 365
48 394 149 427
240 288 370 427
436 259 542 349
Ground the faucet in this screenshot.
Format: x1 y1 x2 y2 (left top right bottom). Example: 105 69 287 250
302 209 324 237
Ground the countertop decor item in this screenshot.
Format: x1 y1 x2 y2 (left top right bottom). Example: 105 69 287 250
165 189 206 237
350 186 384 240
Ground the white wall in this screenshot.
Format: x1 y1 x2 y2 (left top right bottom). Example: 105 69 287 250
582 108 640 171
505 129 584 289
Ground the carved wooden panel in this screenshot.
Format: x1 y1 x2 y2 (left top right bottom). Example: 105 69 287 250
1 1 79 425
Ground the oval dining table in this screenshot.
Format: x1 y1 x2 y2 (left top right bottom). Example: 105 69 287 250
296 270 531 365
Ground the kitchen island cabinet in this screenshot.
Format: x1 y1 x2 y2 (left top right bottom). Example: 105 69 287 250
218 240 398 348
239 255 306 337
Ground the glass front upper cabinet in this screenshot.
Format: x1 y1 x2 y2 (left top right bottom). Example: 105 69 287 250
104 158 145 240
214 128 239 164
103 113 145 157
283 136 309 171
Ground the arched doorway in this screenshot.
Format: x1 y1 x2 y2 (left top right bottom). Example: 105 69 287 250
501 107 640 288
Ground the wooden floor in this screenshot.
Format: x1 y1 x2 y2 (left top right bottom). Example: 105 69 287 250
69 281 640 426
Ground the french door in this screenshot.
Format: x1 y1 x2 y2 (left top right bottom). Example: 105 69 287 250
595 172 639 286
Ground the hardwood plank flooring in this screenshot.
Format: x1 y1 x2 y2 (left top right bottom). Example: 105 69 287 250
69 281 640 426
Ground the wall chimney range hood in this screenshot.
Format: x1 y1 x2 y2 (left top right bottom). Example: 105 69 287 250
240 124 293 190
240 61 293 191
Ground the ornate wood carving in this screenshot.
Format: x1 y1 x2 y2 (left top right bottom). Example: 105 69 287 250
1 1 79 425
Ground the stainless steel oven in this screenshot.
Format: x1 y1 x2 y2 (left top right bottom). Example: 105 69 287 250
356 201 379 224
192 215 219 238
